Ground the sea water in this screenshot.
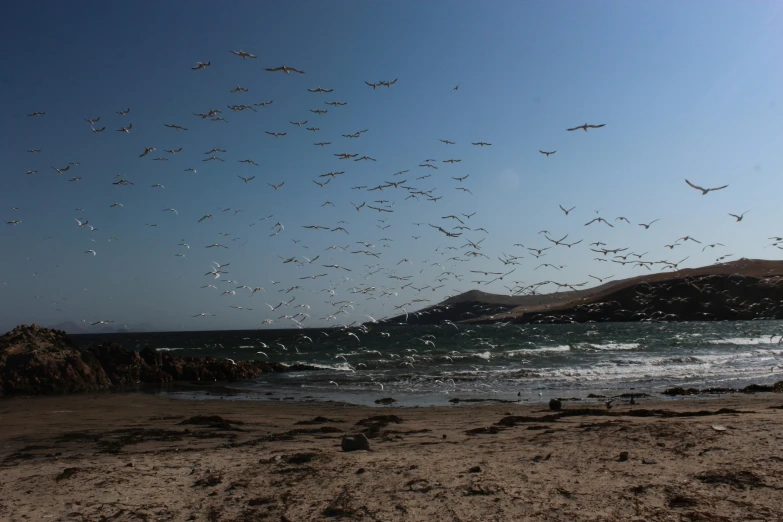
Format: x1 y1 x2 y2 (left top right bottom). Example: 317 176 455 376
72 320 783 407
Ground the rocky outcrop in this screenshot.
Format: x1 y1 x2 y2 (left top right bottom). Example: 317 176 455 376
0 324 110 397
0 324 314 398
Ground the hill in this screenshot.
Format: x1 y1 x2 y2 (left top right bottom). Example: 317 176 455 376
383 259 783 325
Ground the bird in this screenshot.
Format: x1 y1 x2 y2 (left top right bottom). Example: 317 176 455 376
230 50 257 59
559 205 575 215
638 219 660 229
230 85 248 93
539 150 556 156
265 131 286 138
567 123 605 132
265 65 305 74
51 165 70 175
307 87 333 93
164 124 188 131
116 108 130 116
238 175 255 183
268 182 285 191
85 250 96 256
163 208 178 215
728 210 750 222
192 61 211 70
27 111 45 117
139 147 155 157
685 179 728 195
117 124 132 133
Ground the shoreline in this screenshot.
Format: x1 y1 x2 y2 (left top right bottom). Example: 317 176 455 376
2 391 782 520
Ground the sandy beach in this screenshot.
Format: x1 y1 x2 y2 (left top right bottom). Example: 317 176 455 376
1 392 782 521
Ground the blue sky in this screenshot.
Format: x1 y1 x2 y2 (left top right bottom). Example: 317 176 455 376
1 1 782 332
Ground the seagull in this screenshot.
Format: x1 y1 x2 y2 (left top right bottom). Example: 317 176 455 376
567 123 605 132
265 65 305 74
308 87 333 93
163 208 178 215
117 124 132 133
231 50 257 59
192 61 211 70
239 159 259 166
164 124 188 131
268 182 285 191
728 210 750 222
685 179 728 195
27 149 41 153
164 148 183 154
51 165 70 174
230 85 248 93
559 205 575 215
638 219 660 229
91 127 106 133
440 139 455 145
472 141 491 146
238 175 255 183
539 150 556 156
452 85 459 92
198 215 213 222
193 313 215 317
266 131 286 138
116 108 130 116
85 250 96 256
91 320 114 326
139 147 155 157
365 81 380 89
27 111 45 117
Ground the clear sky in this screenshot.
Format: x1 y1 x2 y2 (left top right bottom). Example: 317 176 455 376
1 1 782 332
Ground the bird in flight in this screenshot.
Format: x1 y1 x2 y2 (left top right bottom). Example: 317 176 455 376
164 124 188 131
116 108 130 116
231 50 257 60
567 123 605 132
728 210 750 222
539 150 556 156
266 65 305 74
559 205 575 215
685 179 729 195
268 182 285 191
307 87 333 93
238 175 255 183
472 141 492 146
266 131 286 138
638 219 660 229
28 111 45 117
192 61 211 70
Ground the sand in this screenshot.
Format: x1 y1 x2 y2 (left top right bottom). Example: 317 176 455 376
1 392 782 521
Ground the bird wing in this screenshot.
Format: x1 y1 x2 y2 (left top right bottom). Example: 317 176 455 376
684 179 705 191
709 184 729 192
587 124 606 128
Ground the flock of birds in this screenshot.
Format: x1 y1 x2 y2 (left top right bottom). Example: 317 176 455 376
6 48 777 333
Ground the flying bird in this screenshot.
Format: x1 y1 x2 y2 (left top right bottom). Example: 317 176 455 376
539 150 556 156
728 210 750 222
567 123 605 132
230 50 257 59
685 179 728 195
266 65 305 74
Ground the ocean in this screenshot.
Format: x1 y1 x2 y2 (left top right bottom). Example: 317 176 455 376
71 320 783 407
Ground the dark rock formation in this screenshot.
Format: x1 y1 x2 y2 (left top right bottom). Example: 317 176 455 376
0 324 110 397
1 324 314 398
341 434 370 452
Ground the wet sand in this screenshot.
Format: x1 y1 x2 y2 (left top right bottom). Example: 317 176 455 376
1 392 782 521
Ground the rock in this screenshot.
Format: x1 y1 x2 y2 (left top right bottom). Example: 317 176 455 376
618 452 629 462
374 397 397 405
0 324 110 396
0 324 319 397
341 434 371 452
642 458 657 465
468 466 482 473
549 398 562 411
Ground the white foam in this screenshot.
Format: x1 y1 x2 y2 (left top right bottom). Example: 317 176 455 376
707 337 774 346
